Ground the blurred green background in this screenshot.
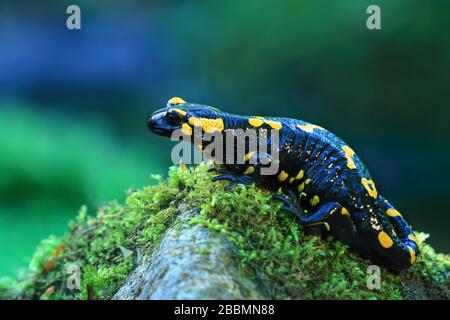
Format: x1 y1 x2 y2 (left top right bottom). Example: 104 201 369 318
0 0 449 277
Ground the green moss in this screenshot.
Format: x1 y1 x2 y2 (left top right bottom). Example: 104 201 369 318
2 164 449 300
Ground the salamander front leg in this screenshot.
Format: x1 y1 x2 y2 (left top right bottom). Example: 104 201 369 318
271 189 304 219
211 169 253 190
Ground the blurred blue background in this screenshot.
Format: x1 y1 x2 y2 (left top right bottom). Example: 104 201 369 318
0 0 449 277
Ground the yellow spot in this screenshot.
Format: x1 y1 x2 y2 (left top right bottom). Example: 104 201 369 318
189 117 224 133
244 166 254 175
408 247 416 264
278 170 289 182
341 207 350 216
297 124 323 133
243 151 256 162
171 108 187 116
167 97 186 107
181 123 192 136
361 178 378 198
342 145 356 170
289 177 295 183
298 182 305 192
265 120 282 130
248 117 282 130
378 231 393 248
295 170 304 180
188 117 202 127
195 144 203 151
305 178 311 185
408 234 417 243
386 208 401 217
248 118 264 127
310 195 320 206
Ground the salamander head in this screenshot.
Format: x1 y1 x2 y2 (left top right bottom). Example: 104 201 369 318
147 97 226 138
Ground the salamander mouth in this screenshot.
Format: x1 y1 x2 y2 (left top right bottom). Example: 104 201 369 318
147 125 175 135
148 127 166 134
147 118 181 137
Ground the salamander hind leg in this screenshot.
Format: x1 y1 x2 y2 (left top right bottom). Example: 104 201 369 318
274 198 360 248
375 197 420 270
299 202 360 247
271 189 302 218
352 204 419 272
379 196 419 250
211 168 253 190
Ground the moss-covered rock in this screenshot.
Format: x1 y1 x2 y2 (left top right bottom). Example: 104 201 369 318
113 209 266 299
1 164 449 300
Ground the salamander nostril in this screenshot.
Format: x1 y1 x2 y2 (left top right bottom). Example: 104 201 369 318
147 117 155 129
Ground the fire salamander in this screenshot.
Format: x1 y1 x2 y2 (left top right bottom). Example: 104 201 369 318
147 97 419 271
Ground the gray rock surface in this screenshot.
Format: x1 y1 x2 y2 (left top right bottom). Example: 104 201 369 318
113 209 267 300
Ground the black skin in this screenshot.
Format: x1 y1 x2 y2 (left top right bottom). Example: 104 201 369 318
147 98 420 272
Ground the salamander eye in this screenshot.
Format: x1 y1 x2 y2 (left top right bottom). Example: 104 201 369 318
165 110 181 125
